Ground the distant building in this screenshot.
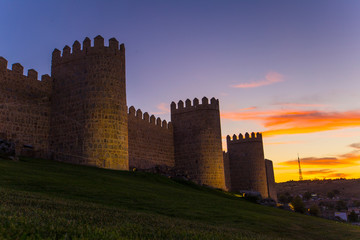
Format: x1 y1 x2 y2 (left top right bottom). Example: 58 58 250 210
348 207 360 214
334 212 347 221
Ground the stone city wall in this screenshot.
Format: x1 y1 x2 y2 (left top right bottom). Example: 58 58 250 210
0 57 51 157
128 106 175 170
0 36 276 195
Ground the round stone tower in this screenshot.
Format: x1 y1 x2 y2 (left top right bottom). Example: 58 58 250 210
171 97 226 189
50 35 128 170
226 132 268 198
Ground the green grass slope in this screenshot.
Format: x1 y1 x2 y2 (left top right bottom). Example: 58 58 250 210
0 157 359 240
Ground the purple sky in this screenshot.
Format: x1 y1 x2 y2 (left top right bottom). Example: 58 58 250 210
1 0 360 181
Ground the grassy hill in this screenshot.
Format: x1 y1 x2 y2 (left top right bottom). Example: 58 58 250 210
277 179 360 200
0 157 359 240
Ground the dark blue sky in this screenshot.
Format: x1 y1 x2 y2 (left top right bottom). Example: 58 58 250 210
1 1 359 108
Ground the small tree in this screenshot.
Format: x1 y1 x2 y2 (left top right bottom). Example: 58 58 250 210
278 194 287 203
327 191 335 199
278 193 293 204
303 191 312 201
243 192 262 203
348 210 358 222
353 200 360 207
333 189 340 195
335 200 347 211
291 196 306 213
309 204 320 216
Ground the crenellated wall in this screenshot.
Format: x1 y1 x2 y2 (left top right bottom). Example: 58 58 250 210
50 36 128 170
226 132 269 197
0 57 52 157
0 36 276 196
171 97 226 190
128 106 175 169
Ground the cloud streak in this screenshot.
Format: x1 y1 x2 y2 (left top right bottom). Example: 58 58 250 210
303 169 334 175
152 103 170 115
280 152 360 168
231 72 284 88
326 173 349 178
266 141 302 145
277 142 360 179
274 103 327 108
264 110 360 136
301 169 350 179
349 143 360 149
221 109 360 137
237 106 257 111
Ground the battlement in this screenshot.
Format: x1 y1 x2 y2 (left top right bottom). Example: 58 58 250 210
52 35 125 65
171 97 219 114
128 106 172 130
0 56 52 85
0 57 8 71
226 132 262 144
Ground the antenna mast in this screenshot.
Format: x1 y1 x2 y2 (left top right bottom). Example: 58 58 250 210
297 153 303 181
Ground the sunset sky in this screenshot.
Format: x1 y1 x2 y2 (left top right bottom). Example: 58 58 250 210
1 0 360 182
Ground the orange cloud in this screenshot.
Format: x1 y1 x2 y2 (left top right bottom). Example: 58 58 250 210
221 109 360 137
152 102 170 115
266 141 302 145
274 103 327 108
277 143 360 180
238 106 257 111
349 143 360 149
303 169 334 175
231 72 284 88
301 169 350 179
326 173 350 178
280 152 360 168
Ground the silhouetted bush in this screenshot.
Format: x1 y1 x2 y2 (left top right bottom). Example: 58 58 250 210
348 210 358 222
291 196 305 214
278 192 293 204
335 200 347 211
303 191 312 201
327 191 335 199
309 204 320 216
242 191 262 203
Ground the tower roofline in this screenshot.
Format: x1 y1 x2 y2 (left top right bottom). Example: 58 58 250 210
226 132 262 144
52 36 125 66
171 97 219 114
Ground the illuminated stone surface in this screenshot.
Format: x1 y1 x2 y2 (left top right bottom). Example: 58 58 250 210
0 36 276 196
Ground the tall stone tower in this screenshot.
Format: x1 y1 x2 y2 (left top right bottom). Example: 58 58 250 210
50 36 128 170
226 132 268 197
171 97 226 189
